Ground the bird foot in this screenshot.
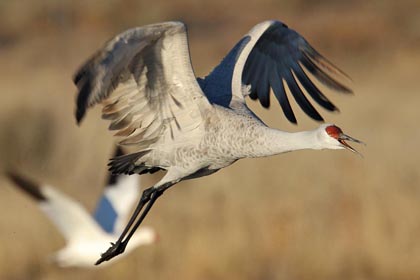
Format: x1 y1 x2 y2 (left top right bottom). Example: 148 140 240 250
95 241 127 265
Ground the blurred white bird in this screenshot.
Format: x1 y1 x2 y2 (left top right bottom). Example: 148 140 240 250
6 147 158 268
73 20 363 264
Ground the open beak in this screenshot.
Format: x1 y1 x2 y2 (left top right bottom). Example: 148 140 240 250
338 133 365 156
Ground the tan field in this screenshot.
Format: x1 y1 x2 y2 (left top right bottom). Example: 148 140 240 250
1 0 420 279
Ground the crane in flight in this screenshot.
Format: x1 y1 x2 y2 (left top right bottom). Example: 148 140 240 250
73 20 363 265
6 148 158 267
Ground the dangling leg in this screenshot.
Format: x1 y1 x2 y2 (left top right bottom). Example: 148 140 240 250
95 176 178 265
95 186 155 264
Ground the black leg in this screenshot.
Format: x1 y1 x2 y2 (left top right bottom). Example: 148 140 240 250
123 185 166 242
95 182 173 265
95 186 154 265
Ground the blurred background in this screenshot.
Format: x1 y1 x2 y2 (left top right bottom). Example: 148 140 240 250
1 0 420 279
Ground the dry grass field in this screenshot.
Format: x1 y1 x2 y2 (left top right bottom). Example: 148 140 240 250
1 0 420 279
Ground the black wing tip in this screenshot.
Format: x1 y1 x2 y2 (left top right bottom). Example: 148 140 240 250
284 110 324 124
285 113 297 124
314 115 324 122
259 97 270 108
5 171 46 201
246 20 354 125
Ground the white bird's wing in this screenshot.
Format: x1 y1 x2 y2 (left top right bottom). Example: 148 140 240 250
199 20 351 123
93 147 141 235
74 21 211 154
6 172 103 242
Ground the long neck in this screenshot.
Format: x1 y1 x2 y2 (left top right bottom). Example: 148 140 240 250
246 127 323 158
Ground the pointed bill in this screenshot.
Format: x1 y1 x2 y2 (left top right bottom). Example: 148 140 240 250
338 133 365 156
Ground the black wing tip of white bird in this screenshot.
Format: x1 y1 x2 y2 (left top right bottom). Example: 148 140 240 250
5 171 47 202
244 20 352 124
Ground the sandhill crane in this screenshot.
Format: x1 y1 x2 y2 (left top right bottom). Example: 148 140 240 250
6 148 158 268
73 20 363 264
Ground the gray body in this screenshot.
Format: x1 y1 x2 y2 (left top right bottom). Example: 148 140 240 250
74 20 351 188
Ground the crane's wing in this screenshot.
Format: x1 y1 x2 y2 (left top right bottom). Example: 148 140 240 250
93 147 141 235
6 171 103 242
199 20 351 123
74 21 211 155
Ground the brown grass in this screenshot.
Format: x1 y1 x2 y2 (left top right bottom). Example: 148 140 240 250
1 0 420 279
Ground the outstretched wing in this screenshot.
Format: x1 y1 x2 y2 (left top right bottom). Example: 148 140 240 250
93 147 141 234
6 171 103 242
200 20 351 123
74 21 211 151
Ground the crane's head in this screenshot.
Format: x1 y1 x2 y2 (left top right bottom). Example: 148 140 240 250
319 124 364 155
